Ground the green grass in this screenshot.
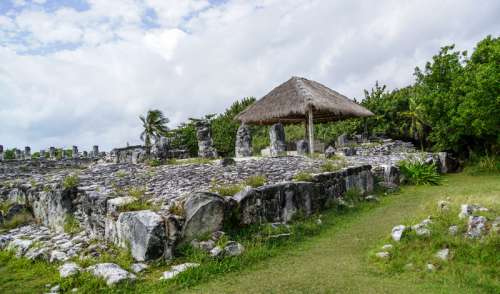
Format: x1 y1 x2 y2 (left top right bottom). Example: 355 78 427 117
210 183 244 197
293 171 313 182
244 175 267 188
1 173 499 293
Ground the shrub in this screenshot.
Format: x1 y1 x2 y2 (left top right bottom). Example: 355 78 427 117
244 175 267 188
0 210 33 230
169 201 185 216
293 172 313 182
344 188 363 204
465 154 500 175
398 160 441 185
320 161 345 172
63 214 81 235
211 183 244 197
62 174 79 189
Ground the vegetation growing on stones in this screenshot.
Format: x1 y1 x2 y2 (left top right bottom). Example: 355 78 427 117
293 172 313 182
62 174 79 190
398 160 441 185
210 182 244 197
63 214 81 235
244 175 267 188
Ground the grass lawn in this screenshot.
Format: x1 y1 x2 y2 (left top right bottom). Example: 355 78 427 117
0 173 498 293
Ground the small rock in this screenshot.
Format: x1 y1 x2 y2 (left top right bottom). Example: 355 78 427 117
223 241 245 257
365 195 379 202
7 238 33 256
86 263 136 286
404 263 414 270
426 263 436 272
59 262 81 278
211 231 225 241
71 288 78 293
459 204 488 219
210 246 223 257
492 217 500 234
381 244 393 250
160 263 200 280
131 263 148 274
50 250 69 263
437 200 450 211
316 218 322 225
375 251 390 259
448 225 458 236
412 223 431 237
466 215 487 239
391 225 406 242
49 284 60 293
435 248 449 261
191 239 216 252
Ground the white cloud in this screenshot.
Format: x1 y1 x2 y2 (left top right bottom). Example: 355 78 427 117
0 0 499 151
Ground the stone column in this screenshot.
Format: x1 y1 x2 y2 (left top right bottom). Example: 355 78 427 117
235 124 252 158
83 151 88 158
40 149 46 159
49 147 56 160
72 146 79 159
195 120 218 158
0 145 3 161
296 140 309 156
15 149 22 160
269 123 286 156
24 146 31 160
93 145 99 158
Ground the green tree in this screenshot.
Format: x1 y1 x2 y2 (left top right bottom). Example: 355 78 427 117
139 109 170 151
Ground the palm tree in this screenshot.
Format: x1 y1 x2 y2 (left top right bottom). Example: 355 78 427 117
402 97 428 150
139 109 170 152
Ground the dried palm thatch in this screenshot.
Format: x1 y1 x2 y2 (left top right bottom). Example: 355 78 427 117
235 76 374 125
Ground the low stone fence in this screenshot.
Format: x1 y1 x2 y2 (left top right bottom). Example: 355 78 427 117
0 164 374 262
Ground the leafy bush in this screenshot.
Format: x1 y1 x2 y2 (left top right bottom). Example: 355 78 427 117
169 201 185 216
62 174 79 189
320 161 345 172
398 160 441 185
146 159 162 167
293 172 313 182
244 175 267 188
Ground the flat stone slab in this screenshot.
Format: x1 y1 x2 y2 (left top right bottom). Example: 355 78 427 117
86 263 136 286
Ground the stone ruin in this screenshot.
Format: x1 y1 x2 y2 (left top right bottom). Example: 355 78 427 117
0 134 460 285
235 124 252 158
269 123 286 156
195 119 218 158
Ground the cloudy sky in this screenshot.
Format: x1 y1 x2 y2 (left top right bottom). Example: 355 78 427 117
1 0 499 151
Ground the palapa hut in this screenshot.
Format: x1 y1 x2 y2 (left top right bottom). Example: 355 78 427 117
235 76 374 154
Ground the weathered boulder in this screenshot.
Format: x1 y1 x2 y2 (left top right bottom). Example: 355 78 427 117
7 238 33 256
182 192 225 242
235 124 252 158
376 251 390 259
296 140 309 156
87 263 136 286
221 157 235 167
336 133 349 147
107 210 167 261
391 225 406 241
269 123 286 156
223 241 245 257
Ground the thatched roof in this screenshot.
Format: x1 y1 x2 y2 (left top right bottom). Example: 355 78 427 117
235 76 374 125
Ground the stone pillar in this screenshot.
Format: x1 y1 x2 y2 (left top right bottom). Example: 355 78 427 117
40 149 46 159
72 146 79 159
235 124 252 158
49 147 56 160
0 145 3 161
83 151 88 158
24 146 31 159
296 140 309 156
93 145 99 158
269 123 286 156
15 149 22 160
195 120 218 158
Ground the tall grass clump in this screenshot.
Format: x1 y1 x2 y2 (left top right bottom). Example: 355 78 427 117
62 174 79 189
465 154 500 175
244 175 267 188
398 160 441 185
